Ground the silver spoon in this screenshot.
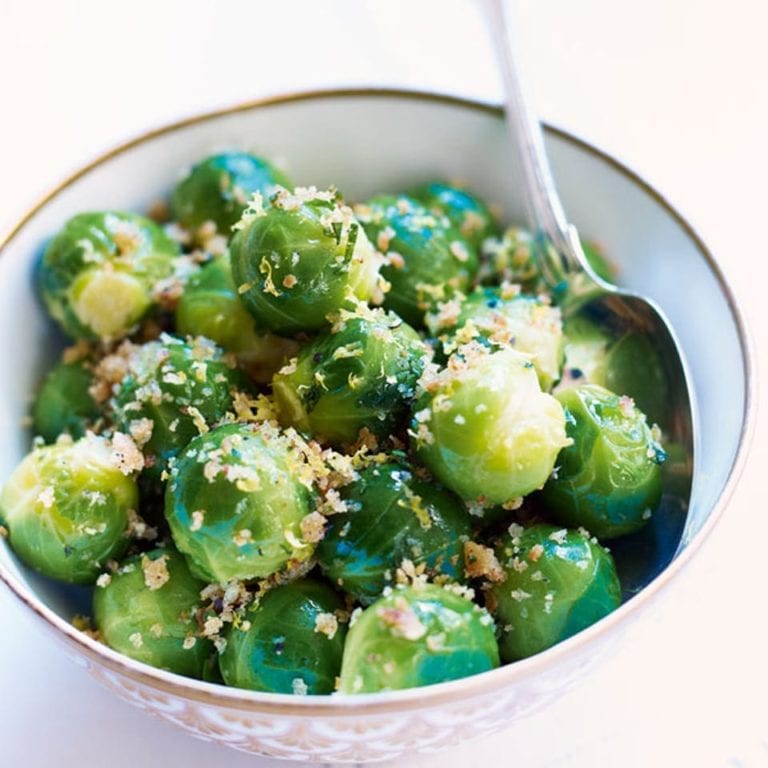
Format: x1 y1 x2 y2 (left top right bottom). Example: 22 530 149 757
483 0 698 559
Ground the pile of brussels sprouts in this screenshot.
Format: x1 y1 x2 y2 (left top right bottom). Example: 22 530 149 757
0 151 668 696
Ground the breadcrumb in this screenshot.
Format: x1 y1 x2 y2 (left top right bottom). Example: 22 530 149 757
141 554 170 591
300 511 327 543
376 596 427 641
314 612 339 640
110 432 145 475
464 541 505 583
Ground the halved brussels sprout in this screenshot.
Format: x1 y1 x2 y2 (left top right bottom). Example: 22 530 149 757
428 287 563 390
32 358 101 443
38 211 179 341
409 181 496 249
219 580 346 695
542 384 666 539
93 546 213 677
272 307 428 446
317 460 471 604
413 346 569 505
230 187 382 334
488 524 621 661
165 422 316 582
0 434 137 583
111 335 247 480
171 151 292 237
355 195 479 327
339 583 499 693
175 254 299 383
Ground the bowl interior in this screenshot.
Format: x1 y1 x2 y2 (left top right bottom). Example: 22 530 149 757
0 90 748 629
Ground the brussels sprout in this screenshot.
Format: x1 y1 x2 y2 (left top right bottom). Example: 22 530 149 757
230 187 382 334
317 460 471 604
171 151 292 237
38 212 179 342
175 254 299 383
111 335 247 480
339 583 498 693
413 346 569 505
541 384 666 539
428 287 563 390
272 307 428 446
355 195 479 327
219 580 346 694
93 546 213 677
0 435 137 583
409 181 496 249
488 524 621 661
32 358 101 443
165 422 316 582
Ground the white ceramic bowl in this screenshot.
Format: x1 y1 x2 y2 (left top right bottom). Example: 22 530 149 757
0 89 754 763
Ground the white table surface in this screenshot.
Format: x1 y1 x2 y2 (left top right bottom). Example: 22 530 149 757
1 1 767 765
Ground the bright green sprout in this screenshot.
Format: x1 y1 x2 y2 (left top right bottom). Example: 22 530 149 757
38 211 179 342
93 546 214 677
355 195 479 327
272 307 428 446
541 384 666 539
317 460 471 604
165 422 317 583
0 434 138 583
338 583 499 693
231 187 383 334
487 523 621 661
171 151 292 237
175 254 299 383
413 346 569 505
219 580 347 695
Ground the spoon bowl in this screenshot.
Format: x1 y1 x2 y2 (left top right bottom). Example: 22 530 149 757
484 0 697 555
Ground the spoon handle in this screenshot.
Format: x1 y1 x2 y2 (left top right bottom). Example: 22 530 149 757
482 0 586 285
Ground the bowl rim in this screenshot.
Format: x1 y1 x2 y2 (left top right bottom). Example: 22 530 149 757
0 86 757 716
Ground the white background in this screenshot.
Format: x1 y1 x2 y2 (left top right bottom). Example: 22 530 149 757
1 1 766 765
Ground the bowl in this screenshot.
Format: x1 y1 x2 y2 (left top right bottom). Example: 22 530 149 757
0 88 753 763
